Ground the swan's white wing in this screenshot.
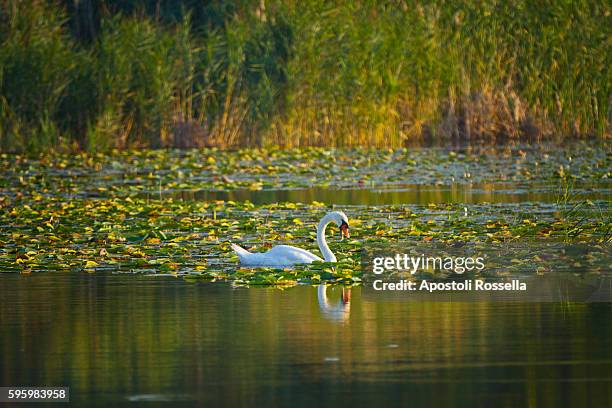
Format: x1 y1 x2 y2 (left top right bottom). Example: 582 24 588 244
234 244 322 267
264 245 322 265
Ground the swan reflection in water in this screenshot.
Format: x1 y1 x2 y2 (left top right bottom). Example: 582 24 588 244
317 284 351 322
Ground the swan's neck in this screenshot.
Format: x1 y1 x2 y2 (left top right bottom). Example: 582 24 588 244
317 215 337 262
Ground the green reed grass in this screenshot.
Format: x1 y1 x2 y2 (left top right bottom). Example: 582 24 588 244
0 0 609 152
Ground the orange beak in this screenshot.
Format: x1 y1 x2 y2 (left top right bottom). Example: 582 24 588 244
340 223 350 239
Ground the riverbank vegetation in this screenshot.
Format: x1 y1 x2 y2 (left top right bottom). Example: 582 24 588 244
0 0 609 152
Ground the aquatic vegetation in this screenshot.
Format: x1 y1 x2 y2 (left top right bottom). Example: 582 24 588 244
0 144 609 197
1 194 609 285
1 144 609 285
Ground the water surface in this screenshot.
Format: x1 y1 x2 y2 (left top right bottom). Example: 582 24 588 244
1 273 611 407
163 182 610 205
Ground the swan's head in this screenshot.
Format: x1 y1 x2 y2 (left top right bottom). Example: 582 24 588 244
328 211 350 240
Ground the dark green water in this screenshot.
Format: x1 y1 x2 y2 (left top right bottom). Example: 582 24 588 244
1 273 611 407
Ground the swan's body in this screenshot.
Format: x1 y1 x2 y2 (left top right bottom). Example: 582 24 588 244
231 211 350 267
231 244 322 267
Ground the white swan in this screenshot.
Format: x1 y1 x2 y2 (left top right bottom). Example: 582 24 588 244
231 211 350 267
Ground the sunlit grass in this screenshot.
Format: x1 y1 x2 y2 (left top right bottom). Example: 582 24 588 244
0 1 609 152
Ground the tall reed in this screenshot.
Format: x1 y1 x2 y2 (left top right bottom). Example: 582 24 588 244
0 0 609 152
